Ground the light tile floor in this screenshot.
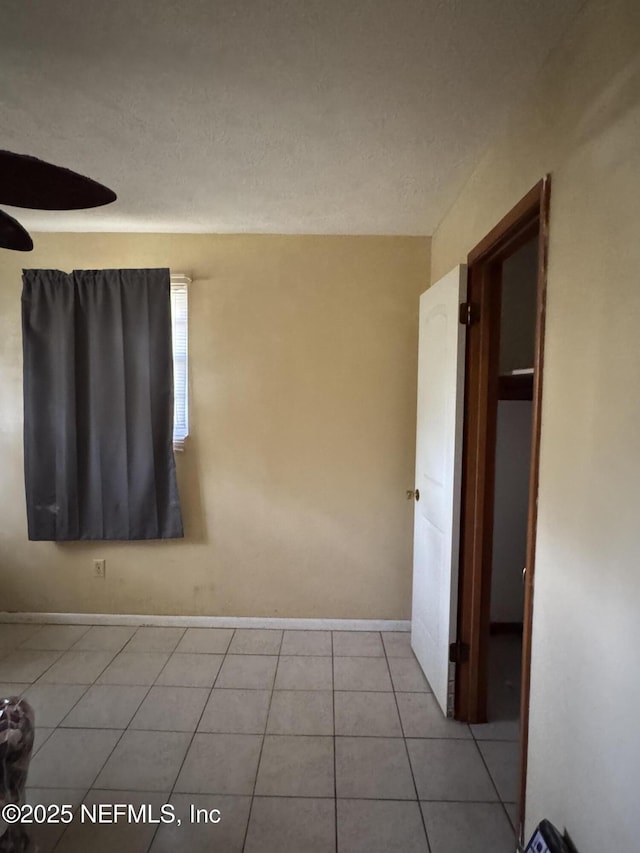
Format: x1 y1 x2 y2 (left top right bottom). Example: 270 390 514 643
0 624 519 852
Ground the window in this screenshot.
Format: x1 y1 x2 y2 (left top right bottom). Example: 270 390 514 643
170 274 190 449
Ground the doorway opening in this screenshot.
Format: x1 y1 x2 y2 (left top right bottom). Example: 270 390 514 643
454 178 550 843
487 236 537 724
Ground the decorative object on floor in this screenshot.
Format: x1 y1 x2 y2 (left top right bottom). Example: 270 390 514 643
0 697 35 853
525 819 578 852
0 149 116 252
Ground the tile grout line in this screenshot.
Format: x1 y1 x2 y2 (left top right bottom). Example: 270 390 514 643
469 724 519 838
47 628 187 851
26 682 90 731
144 626 238 853
19 634 113 853
50 676 158 853
26 726 526 743
49 722 131 850
383 633 433 853
240 629 284 853
27 640 123 698
16 626 516 850
118 624 188 656
3 648 65 686
55 626 174 729
24 786 516 802
17 623 93 653
17 633 150 741
32 630 236 852
25 725 523 742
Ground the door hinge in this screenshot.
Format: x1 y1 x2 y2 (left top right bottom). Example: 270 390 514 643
449 639 470 664
459 302 478 326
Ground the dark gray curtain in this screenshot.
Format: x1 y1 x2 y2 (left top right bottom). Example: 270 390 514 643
22 268 184 541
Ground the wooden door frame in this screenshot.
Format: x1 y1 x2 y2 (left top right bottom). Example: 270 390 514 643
453 177 551 842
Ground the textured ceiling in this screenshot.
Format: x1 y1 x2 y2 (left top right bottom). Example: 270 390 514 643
1 0 582 235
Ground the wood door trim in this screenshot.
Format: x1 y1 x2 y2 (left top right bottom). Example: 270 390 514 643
460 258 501 720
454 176 551 844
518 175 551 839
467 181 543 265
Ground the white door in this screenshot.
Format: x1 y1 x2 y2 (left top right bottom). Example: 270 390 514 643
411 265 467 716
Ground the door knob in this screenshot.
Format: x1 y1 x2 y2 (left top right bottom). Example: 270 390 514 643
415 489 420 501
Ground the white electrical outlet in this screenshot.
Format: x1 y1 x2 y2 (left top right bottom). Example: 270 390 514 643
93 559 106 578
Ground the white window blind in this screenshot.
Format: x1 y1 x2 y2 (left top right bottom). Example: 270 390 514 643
170 274 190 449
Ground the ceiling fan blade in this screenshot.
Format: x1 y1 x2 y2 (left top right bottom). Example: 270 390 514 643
0 209 33 251
0 150 116 210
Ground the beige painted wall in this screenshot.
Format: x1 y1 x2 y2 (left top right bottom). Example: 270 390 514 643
0 234 429 618
430 0 640 848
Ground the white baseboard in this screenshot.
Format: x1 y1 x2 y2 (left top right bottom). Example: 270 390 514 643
0 612 410 632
